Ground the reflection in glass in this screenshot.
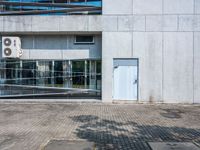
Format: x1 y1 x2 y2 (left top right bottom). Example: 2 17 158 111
96 60 101 90
0 0 102 15
0 59 101 98
37 61 52 86
22 60 36 86
63 60 72 88
72 61 85 89
54 61 63 87
5 60 21 84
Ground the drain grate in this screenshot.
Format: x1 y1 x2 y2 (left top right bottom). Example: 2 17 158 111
43 140 95 150
149 142 200 150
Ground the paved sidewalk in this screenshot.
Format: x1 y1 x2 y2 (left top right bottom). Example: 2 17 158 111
0 103 199 150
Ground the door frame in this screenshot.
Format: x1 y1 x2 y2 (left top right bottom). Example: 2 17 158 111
112 58 139 101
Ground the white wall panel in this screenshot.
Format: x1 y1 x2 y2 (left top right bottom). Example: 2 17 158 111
133 0 162 14
133 16 145 31
103 0 133 15
118 16 133 31
133 32 163 102
146 16 162 31
163 15 178 31
164 0 194 14
194 32 200 103
102 32 133 102
195 0 200 14
179 15 194 31
163 32 193 103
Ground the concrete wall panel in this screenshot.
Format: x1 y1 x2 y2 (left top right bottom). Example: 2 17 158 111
1 16 102 33
0 17 3 31
178 15 200 32
179 15 194 31
163 15 178 31
102 16 118 31
146 16 162 31
164 0 194 14
195 0 200 14
107 32 132 58
88 16 102 31
118 16 133 31
194 32 200 103
103 0 133 15
133 32 163 102
22 49 95 60
101 56 113 102
32 16 59 32
62 49 90 59
102 32 133 102
133 0 162 14
59 16 88 31
102 33 112 102
133 16 145 31
163 32 193 103
29 50 62 60
3 16 32 32
194 15 200 31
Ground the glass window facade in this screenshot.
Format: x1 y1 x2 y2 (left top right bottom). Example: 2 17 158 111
0 59 101 98
0 0 102 15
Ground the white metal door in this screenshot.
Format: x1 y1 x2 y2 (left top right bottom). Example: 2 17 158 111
113 65 138 100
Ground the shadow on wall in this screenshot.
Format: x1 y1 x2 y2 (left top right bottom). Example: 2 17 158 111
70 115 200 150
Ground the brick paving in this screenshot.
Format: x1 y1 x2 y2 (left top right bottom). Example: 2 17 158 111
0 103 199 150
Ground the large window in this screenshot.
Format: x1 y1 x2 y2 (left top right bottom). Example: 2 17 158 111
0 59 101 98
0 0 102 15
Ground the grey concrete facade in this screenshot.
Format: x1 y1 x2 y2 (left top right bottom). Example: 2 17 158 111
21 35 101 60
0 0 200 103
101 0 200 103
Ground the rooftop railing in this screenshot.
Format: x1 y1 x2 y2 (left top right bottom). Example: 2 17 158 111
0 0 102 15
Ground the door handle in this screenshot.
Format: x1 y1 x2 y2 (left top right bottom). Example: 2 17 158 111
114 66 118 69
134 79 138 84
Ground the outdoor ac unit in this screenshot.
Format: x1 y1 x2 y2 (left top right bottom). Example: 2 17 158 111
2 37 22 58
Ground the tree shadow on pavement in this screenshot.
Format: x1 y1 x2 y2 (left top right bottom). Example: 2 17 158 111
70 115 200 150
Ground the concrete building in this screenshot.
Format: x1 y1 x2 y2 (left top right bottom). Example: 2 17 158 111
0 0 200 103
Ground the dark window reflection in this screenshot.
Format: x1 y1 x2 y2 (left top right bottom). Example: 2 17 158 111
0 59 101 98
22 61 36 86
54 61 63 87
72 61 85 88
5 60 21 84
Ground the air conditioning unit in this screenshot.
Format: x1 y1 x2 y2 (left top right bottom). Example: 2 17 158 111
2 36 22 58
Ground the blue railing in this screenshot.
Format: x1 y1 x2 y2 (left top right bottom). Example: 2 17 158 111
0 0 102 15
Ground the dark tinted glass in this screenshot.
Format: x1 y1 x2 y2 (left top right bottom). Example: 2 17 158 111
75 35 94 43
0 59 101 98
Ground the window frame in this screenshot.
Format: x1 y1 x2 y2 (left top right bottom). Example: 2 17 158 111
74 35 95 44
